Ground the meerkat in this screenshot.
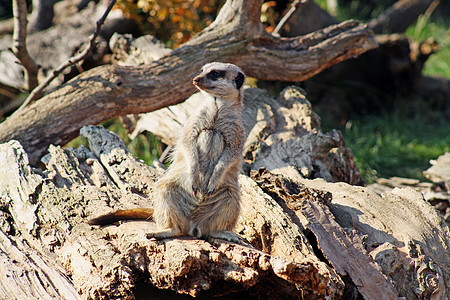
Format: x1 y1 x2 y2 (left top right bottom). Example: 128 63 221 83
88 62 246 243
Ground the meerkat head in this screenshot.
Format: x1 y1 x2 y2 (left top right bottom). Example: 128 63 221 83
193 62 245 101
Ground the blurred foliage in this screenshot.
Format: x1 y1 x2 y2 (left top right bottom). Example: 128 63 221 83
261 1 279 33
406 17 450 79
114 0 224 47
305 0 450 182
316 0 450 79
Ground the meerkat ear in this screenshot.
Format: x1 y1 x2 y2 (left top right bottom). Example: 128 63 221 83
234 72 245 89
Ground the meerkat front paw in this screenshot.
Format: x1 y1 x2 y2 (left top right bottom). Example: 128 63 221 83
205 179 218 196
191 173 200 196
192 176 200 197
192 185 199 197
146 228 181 240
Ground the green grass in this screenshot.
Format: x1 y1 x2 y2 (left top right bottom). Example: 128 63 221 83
342 114 450 183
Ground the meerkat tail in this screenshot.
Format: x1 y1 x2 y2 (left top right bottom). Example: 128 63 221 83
87 208 154 226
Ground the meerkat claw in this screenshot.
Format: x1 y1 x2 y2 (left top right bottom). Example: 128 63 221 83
146 233 158 240
192 186 199 197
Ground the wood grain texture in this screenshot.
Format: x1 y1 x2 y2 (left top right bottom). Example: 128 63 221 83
251 169 450 299
0 126 343 299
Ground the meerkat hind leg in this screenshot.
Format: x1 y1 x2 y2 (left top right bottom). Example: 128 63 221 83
207 231 245 244
146 228 182 240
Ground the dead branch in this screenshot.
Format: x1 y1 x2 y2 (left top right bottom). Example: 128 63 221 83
12 0 39 91
16 0 117 112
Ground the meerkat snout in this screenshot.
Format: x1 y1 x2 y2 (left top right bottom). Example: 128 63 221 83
193 76 202 84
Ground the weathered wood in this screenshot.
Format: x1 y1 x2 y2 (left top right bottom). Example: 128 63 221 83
425 152 450 184
0 126 343 299
1 119 449 298
0 0 377 165
0 0 138 92
251 166 450 299
250 169 399 299
252 170 450 299
0 230 80 300
12 0 39 91
110 33 171 66
0 141 80 300
367 153 450 227
16 0 119 110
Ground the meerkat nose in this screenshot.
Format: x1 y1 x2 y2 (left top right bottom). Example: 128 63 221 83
193 76 203 85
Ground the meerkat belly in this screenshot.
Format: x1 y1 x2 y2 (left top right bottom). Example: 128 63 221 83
197 129 224 159
197 129 224 182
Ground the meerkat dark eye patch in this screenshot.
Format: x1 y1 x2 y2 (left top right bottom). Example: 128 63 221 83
234 72 245 89
207 70 226 81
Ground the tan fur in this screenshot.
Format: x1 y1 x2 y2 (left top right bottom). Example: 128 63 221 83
89 62 246 243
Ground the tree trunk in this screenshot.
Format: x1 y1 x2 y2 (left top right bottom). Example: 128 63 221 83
28 0 55 33
0 0 377 165
1 84 448 299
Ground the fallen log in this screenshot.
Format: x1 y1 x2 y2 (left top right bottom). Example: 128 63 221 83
0 125 343 299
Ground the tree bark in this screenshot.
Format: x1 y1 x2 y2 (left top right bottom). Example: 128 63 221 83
0 125 343 299
0 0 377 165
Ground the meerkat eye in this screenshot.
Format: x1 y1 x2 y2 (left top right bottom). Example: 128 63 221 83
234 72 245 89
207 70 226 81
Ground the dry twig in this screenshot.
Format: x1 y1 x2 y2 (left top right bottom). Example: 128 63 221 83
15 0 117 113
12 0 39 91
273 0 309 36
